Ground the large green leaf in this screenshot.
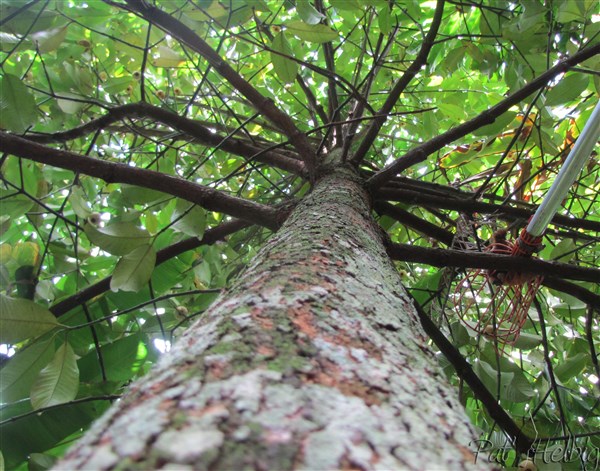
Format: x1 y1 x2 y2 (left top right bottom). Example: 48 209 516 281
30 342 79 410
0 189 35 218
549 239 577 263
329 0 361 11
285 21 338 43
170 200 207 238
270 32 297 84
0 295 59 344
78 333 145 382
0 339 55 403
296 0 325 25
84 222 151 256
545 73 589 106
0 398 108 469
34 25 69 53
554 353 588 383
0 74 37 132
68 186 92 219
110 244 157 292
473 359 533 403
470 112 517 137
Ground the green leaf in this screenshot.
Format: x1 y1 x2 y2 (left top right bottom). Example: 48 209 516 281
171 200 207 238
56 92 86 114
285 21 338 43
0 339 55 403
28 453 56 471
329 0 361 11
557 0 585 23
545 74 589 106
549 239 577 263
121 185 168 206
296 0 325 25
110 244 157 292
84 222 151 256
33 25 69 53
0 73 37 132
471 112 517 137
554 352 587 382
0 189 35 218
152 45 184 68
378 6 391 35
270 32 297 84
473 359 533 403
68 186 91 219
0 294 59 344
409 270 443 306
30 342 79 410
512 332 542 350
78 333 144 382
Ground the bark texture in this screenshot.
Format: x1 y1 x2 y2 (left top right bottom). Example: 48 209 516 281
55 161 488 470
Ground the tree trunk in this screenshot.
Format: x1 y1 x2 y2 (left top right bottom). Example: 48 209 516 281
55 161 488 470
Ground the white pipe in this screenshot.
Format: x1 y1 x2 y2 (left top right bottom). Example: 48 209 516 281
526 100 600 237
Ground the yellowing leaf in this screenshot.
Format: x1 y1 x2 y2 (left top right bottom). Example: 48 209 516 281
12 242 40 267
0 243 11 263
30 342 79 410
110 244 157 292
0 294 58 344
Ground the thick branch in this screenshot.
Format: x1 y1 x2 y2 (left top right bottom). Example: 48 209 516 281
376 188 600 232
351 0 446 165
25 102 306 177
374 201 455 246
409 293 534 453
121 0 316 178
0 132 280 229
388 243 600 283
51 219 249 317
367 42 600 189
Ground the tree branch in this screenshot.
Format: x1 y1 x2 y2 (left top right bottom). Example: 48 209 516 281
351 0 446 165
0 132 281 230
51 219 249 317
387 242 600 283
408 292 534 453
25 102 307 177
374 201 455 246
376 188 600 232
120 0 316 179
367 42 600 189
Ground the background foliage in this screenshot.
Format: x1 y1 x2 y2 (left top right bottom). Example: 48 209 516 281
0 0 599 469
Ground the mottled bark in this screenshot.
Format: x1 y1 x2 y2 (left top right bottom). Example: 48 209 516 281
55 159 489 470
